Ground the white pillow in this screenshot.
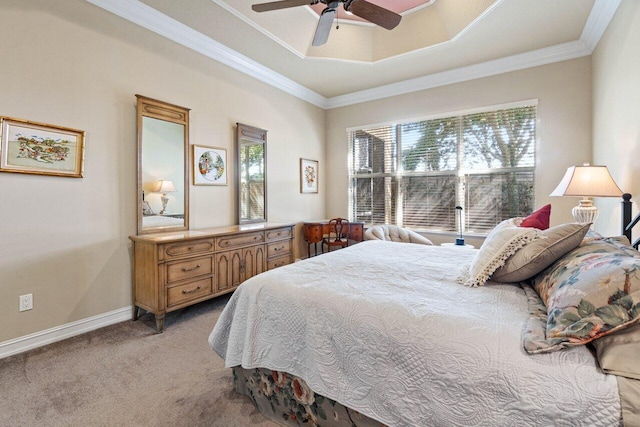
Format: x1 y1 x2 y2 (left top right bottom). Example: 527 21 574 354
459 222 540 287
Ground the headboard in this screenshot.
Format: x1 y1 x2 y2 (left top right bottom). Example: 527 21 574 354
622 193 639 249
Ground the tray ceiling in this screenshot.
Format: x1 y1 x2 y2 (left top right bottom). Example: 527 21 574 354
87 0 618 108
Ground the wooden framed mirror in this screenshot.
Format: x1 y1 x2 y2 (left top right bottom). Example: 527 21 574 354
136 95 190 234
237 123 267 224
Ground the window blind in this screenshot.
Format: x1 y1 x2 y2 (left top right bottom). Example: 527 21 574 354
348 105 536 233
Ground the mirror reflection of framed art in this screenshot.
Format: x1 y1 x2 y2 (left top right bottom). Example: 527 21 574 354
300 158 318 194
193 144 227 186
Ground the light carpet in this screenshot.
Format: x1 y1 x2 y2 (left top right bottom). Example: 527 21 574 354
0 295 278 427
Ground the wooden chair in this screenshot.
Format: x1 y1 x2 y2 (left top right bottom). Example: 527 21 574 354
322 218 350 253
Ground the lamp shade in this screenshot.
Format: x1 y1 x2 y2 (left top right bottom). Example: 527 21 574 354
550 165 622 198
156 179 176 193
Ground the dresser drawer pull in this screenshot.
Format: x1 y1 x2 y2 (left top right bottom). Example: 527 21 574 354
182 264 201 272
274 247 280 251
182 286 201 295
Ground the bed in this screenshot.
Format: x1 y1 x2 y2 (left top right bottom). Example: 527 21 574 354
141 214 184 228
209 197 640 426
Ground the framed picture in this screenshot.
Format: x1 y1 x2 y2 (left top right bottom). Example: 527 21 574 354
0 117 85 178
300 158 318 193
193 144 227 185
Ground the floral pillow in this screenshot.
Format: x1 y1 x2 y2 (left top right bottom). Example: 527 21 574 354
531 237 640 351
142 200 155 216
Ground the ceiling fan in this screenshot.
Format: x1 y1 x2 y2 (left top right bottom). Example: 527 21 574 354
251 0 402 46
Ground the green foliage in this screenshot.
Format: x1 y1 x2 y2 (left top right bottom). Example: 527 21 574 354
463 108 535 169
558 311 581 327
316 403 327 419
613 295 634 310
401 119 457 172
608 289 628 305
564 319 596 338
631 303 640 319
595 305 630 326
577 300 595 317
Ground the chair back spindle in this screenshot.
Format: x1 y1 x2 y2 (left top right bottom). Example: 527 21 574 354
323 218 350 253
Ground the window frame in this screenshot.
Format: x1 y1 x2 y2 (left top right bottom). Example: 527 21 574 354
347 100 538 235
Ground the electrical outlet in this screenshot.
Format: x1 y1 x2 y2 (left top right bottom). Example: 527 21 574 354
19 294 33 312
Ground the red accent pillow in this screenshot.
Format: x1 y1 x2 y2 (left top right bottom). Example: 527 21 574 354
520 204 551 230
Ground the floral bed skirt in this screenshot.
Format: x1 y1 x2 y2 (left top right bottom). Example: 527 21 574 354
232 366 386 427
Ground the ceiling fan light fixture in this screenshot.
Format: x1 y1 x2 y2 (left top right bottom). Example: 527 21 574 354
252 0 402 46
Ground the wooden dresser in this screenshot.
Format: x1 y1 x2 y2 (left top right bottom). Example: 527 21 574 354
129 222 294 332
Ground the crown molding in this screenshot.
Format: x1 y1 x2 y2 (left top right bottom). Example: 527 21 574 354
325 39 592 108
580 0 622 51
325 0 620 108
211 0 307 59
85 0 327 108
86 0 619 111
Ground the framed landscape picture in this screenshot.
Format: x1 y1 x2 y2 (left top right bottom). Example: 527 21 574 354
193 144 227 185
300 158 318 193
0 117 85 178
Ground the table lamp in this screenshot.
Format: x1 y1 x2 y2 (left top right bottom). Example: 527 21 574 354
156 179 176 215
550 164 622 224
455 205 465 245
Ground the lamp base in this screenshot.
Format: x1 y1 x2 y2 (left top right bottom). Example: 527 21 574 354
572 197 598 224
160 194 169 215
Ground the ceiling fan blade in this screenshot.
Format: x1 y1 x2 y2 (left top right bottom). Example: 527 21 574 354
312 8 336 46
252 0 311 13
345 0 401 30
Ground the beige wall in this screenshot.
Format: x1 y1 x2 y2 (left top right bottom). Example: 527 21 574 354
2 0 622 347
0 0 325 343
326 58 593 244
592 0 640 237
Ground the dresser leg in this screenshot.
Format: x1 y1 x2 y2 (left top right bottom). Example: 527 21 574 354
155 314 165 333
133 306 145 321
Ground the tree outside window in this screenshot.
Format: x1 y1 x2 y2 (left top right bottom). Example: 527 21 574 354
348 105 536 233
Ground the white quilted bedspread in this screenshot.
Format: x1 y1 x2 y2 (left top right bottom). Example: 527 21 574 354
209 240 621 426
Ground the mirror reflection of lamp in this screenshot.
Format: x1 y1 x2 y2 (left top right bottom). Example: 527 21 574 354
156 179 176 215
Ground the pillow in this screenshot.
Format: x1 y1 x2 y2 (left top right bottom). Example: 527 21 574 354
519 204 551 230
458 222 539 287
591 321 640 379
531 238 640 351
142 200 155 216
491 223 590 283
521 282 568 354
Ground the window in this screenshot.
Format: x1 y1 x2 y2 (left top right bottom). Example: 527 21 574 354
348 104 536 233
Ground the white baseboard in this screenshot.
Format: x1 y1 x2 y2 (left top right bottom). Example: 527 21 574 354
0 306 133 360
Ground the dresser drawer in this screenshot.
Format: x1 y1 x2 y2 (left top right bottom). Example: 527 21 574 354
167 277 213 307
266 227 292 242
216 232 264 250
267 254 292 270
267 240 291 258
166 256 213 283
164 239 214 259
